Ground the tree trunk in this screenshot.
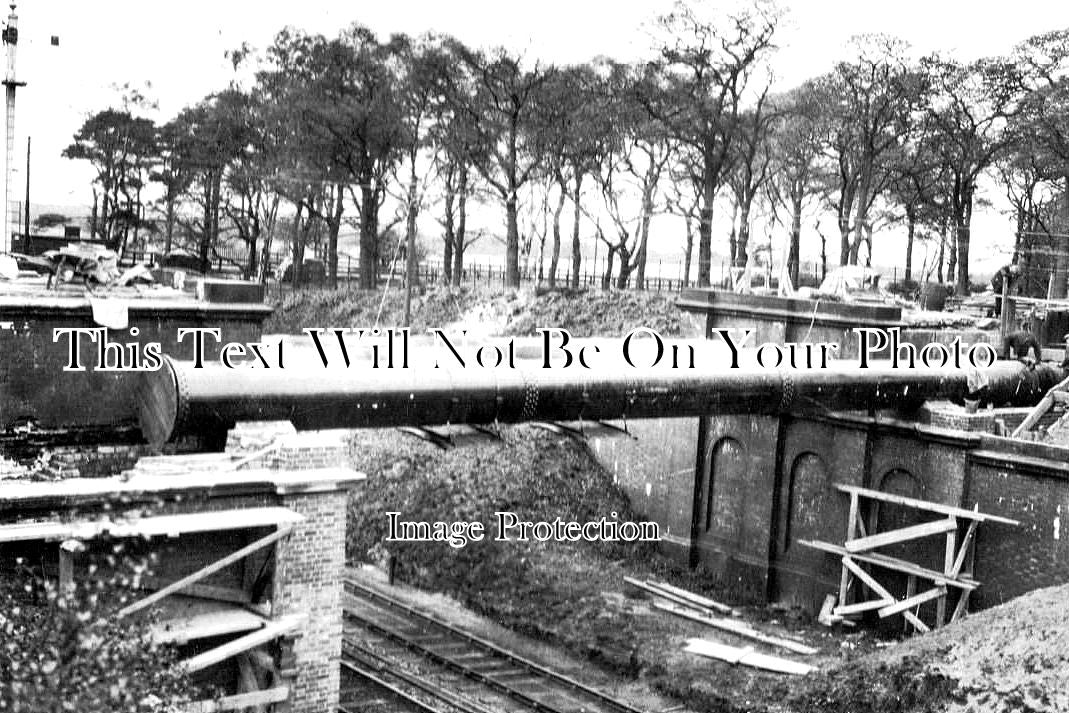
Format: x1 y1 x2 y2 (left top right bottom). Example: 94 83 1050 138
904 208 915 283
838 214 851 266
164 197 175 255
735 198 752 269
953 185 973 294
453 169 468 287
1052 176 1069 299
442 174 455 285
848 158 874 266
697 169 715 287
634 176 654 291
683 215 694 289
788 192 802 287
358 183 377 290
90 190 99 240
937 217 947 284
404 160 420 290
728 201 739 266
616 245 632 289
505 186 520 288
603 246 615 290
327 183 344 290
549 179 566 287
570 175 583 289
245 216 260 281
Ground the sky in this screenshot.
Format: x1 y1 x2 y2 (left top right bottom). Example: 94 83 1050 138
8 0 1069 273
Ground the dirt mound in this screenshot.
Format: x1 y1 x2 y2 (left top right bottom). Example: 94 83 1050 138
872 584 1069 712
501 288 702 338
346 426 649 603
266 286 703 339
265 287 480 334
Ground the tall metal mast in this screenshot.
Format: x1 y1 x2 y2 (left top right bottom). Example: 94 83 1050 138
1 2 25 253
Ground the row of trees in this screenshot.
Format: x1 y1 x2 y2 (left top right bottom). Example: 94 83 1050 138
61 2 1069 295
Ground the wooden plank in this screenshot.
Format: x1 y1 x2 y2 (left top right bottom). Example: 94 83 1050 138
0 507 303 544
643 580 734 615
878 587 946 618
799 540 979 590
951 590 971 622
683 638 815 675
903 575 917 634
840 491 860 607
142 577 253 606
844 517 957 553
151 608 267 645
104 507 303 538
834 484 1019 525
0 520 84 543
653 602 818 655
117 526 294 619
1013 394 1054 437
623 577 736 616
184 685 289 712
841 557 893 600
950 520 978 578
833 598 893 616
179 615 304 673
841 557 929 633
938 523 958 627
1012 375 1069 436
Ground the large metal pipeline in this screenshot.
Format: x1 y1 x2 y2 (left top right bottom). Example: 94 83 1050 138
136 351 1064 445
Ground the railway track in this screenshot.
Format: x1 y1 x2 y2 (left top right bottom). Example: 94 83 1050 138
340 578 649 713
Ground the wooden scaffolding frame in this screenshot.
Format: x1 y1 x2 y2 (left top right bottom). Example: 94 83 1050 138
0 507 305 710
800 484 1018 632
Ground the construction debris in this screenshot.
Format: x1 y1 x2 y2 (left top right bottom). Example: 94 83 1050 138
623 576 737 616
654 601 818 656
683 638 816 676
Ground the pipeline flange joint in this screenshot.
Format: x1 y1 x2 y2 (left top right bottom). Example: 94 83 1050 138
779 370 796 412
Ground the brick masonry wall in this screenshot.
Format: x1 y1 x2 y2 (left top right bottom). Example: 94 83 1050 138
43 444 148 478
586 417 698 561
965 458 1069 609
273 489 347 713
626 405 1069 615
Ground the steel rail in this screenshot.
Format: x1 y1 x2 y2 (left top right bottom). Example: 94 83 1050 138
339 656 453 713
342 642 496 713
345 578 648 713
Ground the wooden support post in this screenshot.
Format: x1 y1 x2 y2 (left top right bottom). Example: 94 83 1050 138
839 491 859 607
950 520 978 578
58 539 84 595
903 575 917 633
938 520 958 627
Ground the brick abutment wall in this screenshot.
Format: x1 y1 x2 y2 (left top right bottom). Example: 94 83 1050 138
274 488 347 713
600 406 1069 621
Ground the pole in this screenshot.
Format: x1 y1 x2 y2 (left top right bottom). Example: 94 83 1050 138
22 133 27 243
1 3 23 254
